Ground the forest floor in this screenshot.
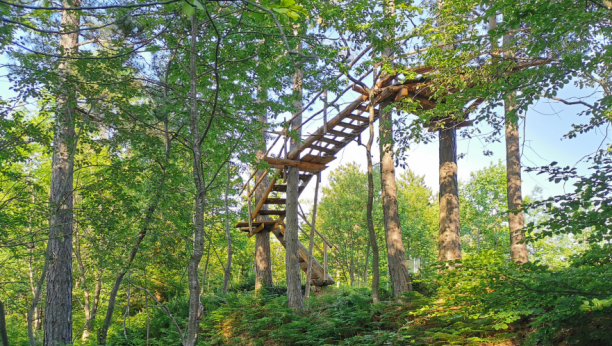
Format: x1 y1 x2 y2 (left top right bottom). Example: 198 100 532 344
101 283 530 346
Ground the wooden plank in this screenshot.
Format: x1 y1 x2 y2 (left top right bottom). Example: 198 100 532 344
272 185 305 193
317 137 343 146
263 156 326 171
250 175 277 221
287 96 366 160
327 129 353 138
264 198 286 204
301 154 336 165
259 210 286 216
352 84 369 97
336 122 364 131
346 114 371 123
307 144 335 154
235 220 279 228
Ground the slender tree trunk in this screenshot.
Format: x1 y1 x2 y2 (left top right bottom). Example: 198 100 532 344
185 13 205 346
503 33 529 264
254 114 272 289
44 2 80 345
438 127 462 262
285 48 304 309
0 300 8 346
28 258 47 346
362 242 370 286
365 105 380 302
75 230 97 342
222 165 233 294
305 174 320 299
378 100 412 297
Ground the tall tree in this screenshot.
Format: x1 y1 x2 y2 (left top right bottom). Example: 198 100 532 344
44 2 81 345
254 113 273 289
378 0 412 298
503 32 529 264
286 58 304 309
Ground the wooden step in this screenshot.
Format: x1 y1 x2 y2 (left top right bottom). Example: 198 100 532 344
259 210 286 216
308 144 335 154
235 220 280 228
346 114 371 123
318 137 343 146
264 198 286 205
328 129 353 137
336 122 364 131
272 185 306 193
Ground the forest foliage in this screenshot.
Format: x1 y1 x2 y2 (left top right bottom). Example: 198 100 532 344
1 0 611 345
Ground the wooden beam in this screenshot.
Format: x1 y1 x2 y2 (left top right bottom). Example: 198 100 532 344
250 175 277 221
327 129 353 138
317 137 343 146
264 198 286 205
263 156 326 171
272 185 306 193
352 84 369 97
235 220 280 228
308 144 335 154
259 210 286 216
336 122 364 131
346 114 371 123
287 96 366 160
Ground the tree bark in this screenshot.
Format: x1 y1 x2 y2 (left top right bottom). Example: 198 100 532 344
365 117 380 302
285 50 304 309
0 300 9 346
438 127 462 262
503 33 529 264
44 2 80 345
254 114 272 289
222 165 233 294
505 94 528 263
185 13 205 346
305 173 320 299
378 100 412 297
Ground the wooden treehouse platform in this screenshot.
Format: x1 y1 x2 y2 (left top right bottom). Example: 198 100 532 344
235 65 489 287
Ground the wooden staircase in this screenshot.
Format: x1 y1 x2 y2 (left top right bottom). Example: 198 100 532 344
235 75 442 287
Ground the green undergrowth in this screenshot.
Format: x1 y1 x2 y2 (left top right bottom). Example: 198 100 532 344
105 248 612 345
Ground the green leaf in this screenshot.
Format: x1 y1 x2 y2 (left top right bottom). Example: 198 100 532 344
182 2 196 16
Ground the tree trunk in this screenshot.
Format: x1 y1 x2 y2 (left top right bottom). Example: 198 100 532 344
305 174 320 299
222 165 233 294
362 242 370 286
185 13 205 346
505 93 528 263
254 114 272 289
503 33 529 264
365 105 380 302
378 100 412 298
438 127 462 262
285 56 304 309
0 300 9 346
44 2 80 345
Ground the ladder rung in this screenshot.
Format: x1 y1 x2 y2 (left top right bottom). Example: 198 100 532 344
264 198 286 204
308 144 335 154
272 185 306 192
328 129 353 137
259 210 286 216
318 137 343 146
336 122 364 130
346 114 371 123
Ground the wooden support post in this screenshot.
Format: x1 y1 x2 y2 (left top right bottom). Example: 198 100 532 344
323 243 328 280
305 173 321 300
246 183 253 233
323 90 328 133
